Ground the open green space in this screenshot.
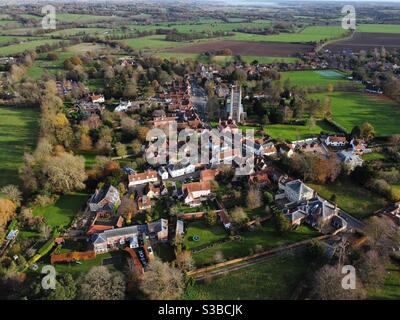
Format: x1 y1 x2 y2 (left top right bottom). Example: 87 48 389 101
33 193 88 228
184 221 227 250
281 69 349 87
123 35 185 51
308 179 387 219
48 27 111 37
357 24 400 33
0 106 39 187
184 251 312 299
191 221 319 266
265 120 337 141
310 92 400 136
56 13 121 23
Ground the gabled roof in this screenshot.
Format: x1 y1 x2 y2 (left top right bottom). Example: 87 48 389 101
129 170 157 183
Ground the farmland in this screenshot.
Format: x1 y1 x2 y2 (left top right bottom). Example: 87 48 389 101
0 106 39 187
358 24 400 33
327 32 400 52
310 92 400 136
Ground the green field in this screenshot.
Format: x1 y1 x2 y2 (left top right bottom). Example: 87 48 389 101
33 193 88 228
56 13 121 23
192 221 318 266
358 24 400 33
281 69 349 87
184 221 227 251
0 38 61 55
229 26 347 43
184 251 312 299
308 180 387 219
311 92 400 136
265 120 337 141
241 55 300 64
123 35 185 51
0 106 39 187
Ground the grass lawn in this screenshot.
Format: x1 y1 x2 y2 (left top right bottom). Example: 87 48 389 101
33 193 89 228
358 24 400 33
310 92 400 136
192 221 318 266
56 13 121 23
281 69 349 87
264 120 337 141
184 251 312 299
229 26 347 43
54 251 127 277
362 152 387 162
184 221 227 251
307 180 387 219
368 262 400 300
47 27 110 37
0 106 39 187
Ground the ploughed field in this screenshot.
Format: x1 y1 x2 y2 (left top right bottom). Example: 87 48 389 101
166 40 314 57
326 32 400 52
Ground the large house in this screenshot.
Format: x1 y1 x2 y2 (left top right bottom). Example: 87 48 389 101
88 185 121 213
128 170 158 187
226 84 245 123
91 219 168 254
182 181 212 206
89 94 105 103
278 179 315 203
284 198 346 229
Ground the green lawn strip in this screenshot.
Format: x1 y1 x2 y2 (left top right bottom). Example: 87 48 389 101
241 55 300 64
307 180 387 219
310 92 400 137
184 251 312 299
191 221 318 266
264 120 337 141
368 262 400 300
32 193 89 228
0 106 39 187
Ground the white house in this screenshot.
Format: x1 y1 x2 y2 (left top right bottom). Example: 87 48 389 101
114 100 132 112
325 135 347 147
167 161 195 178
128 170 158 187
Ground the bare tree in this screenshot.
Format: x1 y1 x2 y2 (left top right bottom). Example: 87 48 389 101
309 265 366 300
246 186 262 209
139 258 184 300
78 266 125 300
